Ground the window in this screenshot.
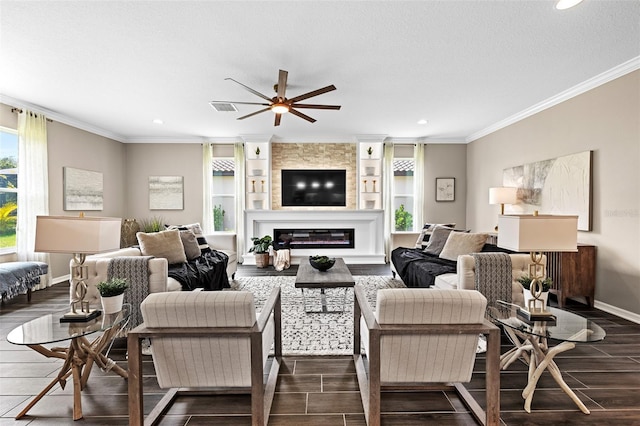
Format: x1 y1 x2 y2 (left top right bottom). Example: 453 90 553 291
211 156 236 232
393 147 415 231
0 127 18 253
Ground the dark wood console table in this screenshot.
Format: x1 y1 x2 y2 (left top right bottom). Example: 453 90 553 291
545 244 596 308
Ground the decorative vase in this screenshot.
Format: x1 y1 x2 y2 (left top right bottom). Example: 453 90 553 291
253 199 263 210
364 166 375 176
120 218 140 248
101 293 124 314
365 200 375 209
523 289 549 310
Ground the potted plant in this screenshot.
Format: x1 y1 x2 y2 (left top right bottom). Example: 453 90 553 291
367 146 373 158
517 275 552 309
255 147 261 158
96 278 129 314
249 235 272 268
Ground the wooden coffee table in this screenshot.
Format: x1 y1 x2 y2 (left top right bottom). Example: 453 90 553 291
295 258 355 313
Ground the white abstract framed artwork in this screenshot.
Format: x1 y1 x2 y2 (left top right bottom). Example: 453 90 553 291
503 150 592 231
435 177 455 202
63 167 103 211
149 176 184 210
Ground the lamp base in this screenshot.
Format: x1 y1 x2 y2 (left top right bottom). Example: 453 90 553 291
60 309 101 323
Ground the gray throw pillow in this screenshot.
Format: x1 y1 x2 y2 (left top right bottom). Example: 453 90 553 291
179 230 202 260
423 226 454 256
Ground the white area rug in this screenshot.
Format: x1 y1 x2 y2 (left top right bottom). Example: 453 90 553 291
230 275 406 355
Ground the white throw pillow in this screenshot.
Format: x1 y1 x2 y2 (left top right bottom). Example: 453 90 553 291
439 232 488 261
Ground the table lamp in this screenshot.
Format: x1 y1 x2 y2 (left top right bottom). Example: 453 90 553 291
497 213 578 317
35 214 122 321
489 187 517 230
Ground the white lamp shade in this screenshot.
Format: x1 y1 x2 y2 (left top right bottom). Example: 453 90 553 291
497 214 578 252
489 187 518 205
35 215 122 254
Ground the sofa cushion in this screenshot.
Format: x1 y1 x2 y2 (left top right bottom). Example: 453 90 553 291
179 230 202 260
439 232 488 261
415 222 456 248
423 226 455 256
137 230 187 265
166 223 210 253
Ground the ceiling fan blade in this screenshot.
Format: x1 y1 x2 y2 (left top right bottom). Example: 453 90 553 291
289 108 317 123
277 70 288 100
274 113 282 126
225 78 272 102
237 107 271 120
290 103 341 110
211 100 270 106
288 85 336 103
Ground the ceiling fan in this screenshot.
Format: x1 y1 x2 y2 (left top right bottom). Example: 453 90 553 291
211 69 341 126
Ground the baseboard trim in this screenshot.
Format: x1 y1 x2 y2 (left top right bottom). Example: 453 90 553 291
594 300 640 325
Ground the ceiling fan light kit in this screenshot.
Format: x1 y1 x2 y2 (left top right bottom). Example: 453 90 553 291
211 69 341 126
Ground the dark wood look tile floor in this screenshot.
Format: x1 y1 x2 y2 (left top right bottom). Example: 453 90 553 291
1 264 640 425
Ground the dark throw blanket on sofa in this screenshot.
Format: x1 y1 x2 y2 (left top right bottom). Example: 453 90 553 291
391 248 457 288
168 250 230 291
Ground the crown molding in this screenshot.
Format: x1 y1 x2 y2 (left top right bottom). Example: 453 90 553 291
466 56 640 143
0 94 128 143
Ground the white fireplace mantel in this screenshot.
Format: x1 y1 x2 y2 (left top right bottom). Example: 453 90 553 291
243 210 385 265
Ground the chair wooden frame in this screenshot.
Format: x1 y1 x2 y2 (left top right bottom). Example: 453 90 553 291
128 287 282 426
353 285 501 426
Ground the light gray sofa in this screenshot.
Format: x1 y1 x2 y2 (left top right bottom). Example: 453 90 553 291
69 233 237 307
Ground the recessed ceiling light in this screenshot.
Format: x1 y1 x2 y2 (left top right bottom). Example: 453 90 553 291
555 0 584 10
417 119 428 125
152 119 164 125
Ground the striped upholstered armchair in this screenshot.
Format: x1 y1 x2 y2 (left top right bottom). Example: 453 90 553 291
354 287 501 426
127 288 282 426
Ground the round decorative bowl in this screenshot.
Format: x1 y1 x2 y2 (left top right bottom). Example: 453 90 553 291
309 255 336 272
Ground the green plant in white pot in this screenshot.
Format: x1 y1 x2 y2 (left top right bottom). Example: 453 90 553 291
96 278 129 314
517 275 552 309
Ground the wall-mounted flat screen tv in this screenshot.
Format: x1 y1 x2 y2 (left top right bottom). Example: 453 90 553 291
281 169 346 207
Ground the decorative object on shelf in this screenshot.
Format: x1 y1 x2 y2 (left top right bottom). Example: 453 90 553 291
149 176 184 210
365 166 375 176
436 177 455 202
34 214 122 321
261 180 265 193
120 218 140 248
367 146 373 158
309 255 336 272
251 180 256 192
96 278 129 314
489 187 518 230
363 180 368 192
503 150 592 231
518 275 552 309
250 235 273 268
498 213 578 316
365 200 375 209
255 146 261 158
251 168 263 176
372 180 377 192
252 199 264 210
63 167 104 211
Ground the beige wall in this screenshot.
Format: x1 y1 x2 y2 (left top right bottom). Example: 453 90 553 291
0 103 126 278
466 71 640 316
424 143 467 230
124 143 204 226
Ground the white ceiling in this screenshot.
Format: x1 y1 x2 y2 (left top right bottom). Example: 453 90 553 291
1 1 639 143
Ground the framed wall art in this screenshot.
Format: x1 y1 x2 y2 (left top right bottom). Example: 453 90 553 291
503 150 592 231
436 177 455 202
149 176 184 210
63 167 103 211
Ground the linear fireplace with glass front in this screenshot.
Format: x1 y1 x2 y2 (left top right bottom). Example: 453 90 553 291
274 228 355 250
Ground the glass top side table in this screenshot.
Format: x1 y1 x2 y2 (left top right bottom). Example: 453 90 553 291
489 303 605 414
7 305 131 421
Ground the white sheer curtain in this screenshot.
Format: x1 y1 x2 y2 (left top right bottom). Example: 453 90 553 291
413 143 425 230
17 110 51 289
234 142 245 260
382 141 395 261
202 143 214 234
